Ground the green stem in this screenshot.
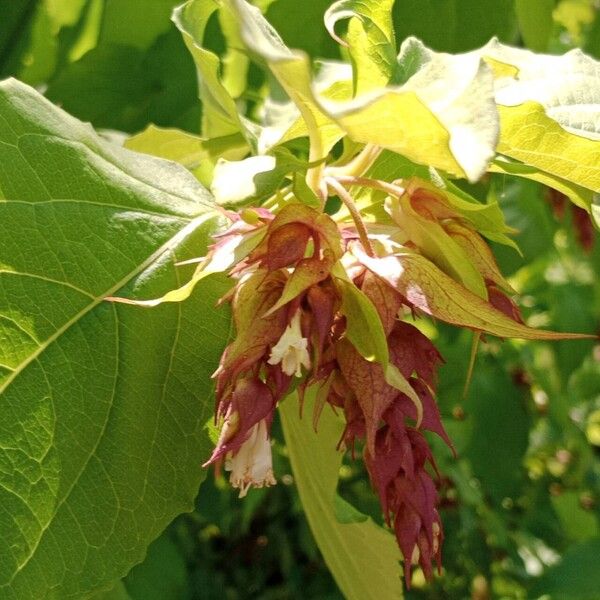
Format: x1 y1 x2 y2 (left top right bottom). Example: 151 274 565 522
325 143 382 179
333 175 405 198
326 177 375 257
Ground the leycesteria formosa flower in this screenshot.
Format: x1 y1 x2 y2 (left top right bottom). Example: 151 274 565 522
112 168 592 585
267 310 311 376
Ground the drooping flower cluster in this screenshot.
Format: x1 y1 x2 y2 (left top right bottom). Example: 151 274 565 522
192 175 569 584
115 169 589 584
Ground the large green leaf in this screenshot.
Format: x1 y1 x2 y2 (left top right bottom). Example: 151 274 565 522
45 28 200 134
0 0 93 86
100 0 181 50
0 79 230 599
279 392 403 600
265 0 341 59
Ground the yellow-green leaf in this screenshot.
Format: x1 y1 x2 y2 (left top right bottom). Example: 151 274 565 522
224 0 344 189
354 247 594 341
322 38 499 183
280 391 403 600
324 0 397 94
498 101 600 194
489 156 595 211
173 0 249 141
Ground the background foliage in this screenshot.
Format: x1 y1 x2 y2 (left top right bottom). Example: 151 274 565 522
1 1 599 598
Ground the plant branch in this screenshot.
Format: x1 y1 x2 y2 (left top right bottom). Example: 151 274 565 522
333 175 406 198
325 177 375 257
325 143 382 178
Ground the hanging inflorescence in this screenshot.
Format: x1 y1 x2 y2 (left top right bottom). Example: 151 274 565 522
200 175 544 584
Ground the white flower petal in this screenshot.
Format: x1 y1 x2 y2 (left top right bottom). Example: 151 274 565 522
267 310 311 377
227 420 276 497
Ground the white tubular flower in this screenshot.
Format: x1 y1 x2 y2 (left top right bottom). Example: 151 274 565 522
225 419 276 498
267 310 311 377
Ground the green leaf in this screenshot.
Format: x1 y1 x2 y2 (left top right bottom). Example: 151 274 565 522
354 247 594 340
91 581 132 600
322 37 500 182
223 0 345 189
515 0 554 51
173 0 250 141
498 102 600 196
100 0 181 50
266 67 353 156
334 494 369 524
264 0 341 59
481 40 600 197
3 0 100 86
125 125 248 187
334 276 389 363
389 194 487 296
529 538 600 600
280 392 403 600
0 79 231 598
123 532 190 600
439 179 516 246
392 0 517 54
324 0 397 94
45 29 200 134
489 157 595 211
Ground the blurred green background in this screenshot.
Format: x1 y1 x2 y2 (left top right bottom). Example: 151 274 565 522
2 1 599 598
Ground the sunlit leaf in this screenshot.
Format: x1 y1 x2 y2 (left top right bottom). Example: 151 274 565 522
324 0 397 93
322 38 499 182
480 40 600 198
126 125 247 171
353 246 594 340
489 156 596 211
497 102 600 196
173 0 250 141
389 194 487 296
0 79 230 598
223 0 347 195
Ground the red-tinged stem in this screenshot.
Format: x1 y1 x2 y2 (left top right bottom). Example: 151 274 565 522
325 176 375 257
